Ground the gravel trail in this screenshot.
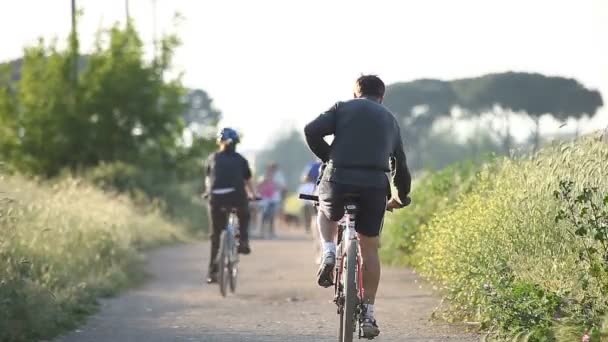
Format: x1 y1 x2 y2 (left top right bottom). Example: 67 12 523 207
56 232 478 342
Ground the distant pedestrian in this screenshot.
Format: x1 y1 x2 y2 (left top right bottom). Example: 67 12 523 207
257 163 281 238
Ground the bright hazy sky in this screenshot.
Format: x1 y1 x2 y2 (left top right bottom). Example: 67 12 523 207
2 0 607 150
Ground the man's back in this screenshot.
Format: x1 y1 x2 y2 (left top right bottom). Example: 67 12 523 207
330 98 399 172
304 98 408 194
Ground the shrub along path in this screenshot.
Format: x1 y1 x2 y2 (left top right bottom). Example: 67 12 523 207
56 232 478 342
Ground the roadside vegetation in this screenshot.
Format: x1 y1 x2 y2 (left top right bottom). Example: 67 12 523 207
1 6 605 342
383 133 608 341
0 17 212 342
0 174 185 342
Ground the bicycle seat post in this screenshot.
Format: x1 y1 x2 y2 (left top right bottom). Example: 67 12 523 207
344 201 357 241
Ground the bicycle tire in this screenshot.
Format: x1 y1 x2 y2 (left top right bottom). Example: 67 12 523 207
342 239 358 342
338 303 344 342
229 264 237 293
336 254 344 342
218 230 230 297
229 240 238 293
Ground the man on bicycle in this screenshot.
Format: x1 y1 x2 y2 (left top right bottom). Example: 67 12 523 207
205 128 257 284
303 75 411 338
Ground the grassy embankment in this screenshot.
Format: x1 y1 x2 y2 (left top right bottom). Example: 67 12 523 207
0 174 186 342
382 133 608 340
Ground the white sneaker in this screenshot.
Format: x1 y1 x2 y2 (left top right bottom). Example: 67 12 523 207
316 252 335 287
314 252 323 265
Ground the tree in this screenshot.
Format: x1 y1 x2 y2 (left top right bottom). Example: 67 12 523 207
451 72 603 151
183 88 222 138
385 72 604 169
13 39 81 175
79 23 186 167
0 17 219 231
0 21 219 178
0 66 18 165
419 128 502 170
383 79 457 169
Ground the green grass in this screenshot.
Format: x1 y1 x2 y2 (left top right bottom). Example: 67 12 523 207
0 174 185 342
381 160 481 265
83 162 208 235
383 133 608 340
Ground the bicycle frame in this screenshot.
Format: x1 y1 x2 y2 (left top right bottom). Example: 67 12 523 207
298 191 410 341
338 204 365 297
298 193 368 341
335 202 366 340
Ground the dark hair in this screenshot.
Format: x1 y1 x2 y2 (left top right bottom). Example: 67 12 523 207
354 75 385 98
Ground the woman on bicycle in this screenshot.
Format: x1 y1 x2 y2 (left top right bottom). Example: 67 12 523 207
205 128 257 284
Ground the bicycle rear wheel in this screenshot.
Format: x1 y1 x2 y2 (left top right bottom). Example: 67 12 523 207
342 239 358 342
218 230 230 297
338 289 344 342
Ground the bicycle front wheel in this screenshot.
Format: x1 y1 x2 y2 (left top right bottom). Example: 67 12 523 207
218 230 230 297
229 242 238 293
342 239 359 342
338 293 344 342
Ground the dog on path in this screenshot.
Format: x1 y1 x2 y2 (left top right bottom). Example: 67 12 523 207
281 213 301 228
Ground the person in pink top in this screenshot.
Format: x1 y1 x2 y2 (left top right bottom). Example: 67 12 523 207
257 164 280 238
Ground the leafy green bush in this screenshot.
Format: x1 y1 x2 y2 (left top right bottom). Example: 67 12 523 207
0 21 216 235
0 174 184 341
412 134 608 339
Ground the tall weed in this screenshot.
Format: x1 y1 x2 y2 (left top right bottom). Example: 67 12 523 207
0 174 184 341
381 161 481 265
412 134 608 339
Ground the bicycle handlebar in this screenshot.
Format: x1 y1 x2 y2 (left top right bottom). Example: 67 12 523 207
201 193 263 202
299 193 411 211
299 194 319 201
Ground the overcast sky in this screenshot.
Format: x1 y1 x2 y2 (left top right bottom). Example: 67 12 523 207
1 0 606 150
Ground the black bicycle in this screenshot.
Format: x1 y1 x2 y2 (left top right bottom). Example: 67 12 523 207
216 206 240 297
205 196 260 297
300 193 409 341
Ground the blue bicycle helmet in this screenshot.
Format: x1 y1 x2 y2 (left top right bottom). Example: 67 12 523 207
217 127 240 144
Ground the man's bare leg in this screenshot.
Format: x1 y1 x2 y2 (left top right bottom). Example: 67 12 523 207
316 213 338 287
317 212 338 243
358 233 381 337
358 234 381 304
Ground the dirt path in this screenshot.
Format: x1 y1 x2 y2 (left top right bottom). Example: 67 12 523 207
56 231 478 342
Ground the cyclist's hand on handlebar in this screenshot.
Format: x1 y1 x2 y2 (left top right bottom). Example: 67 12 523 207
386 197 411 212
386 198 401 211
249 193 262 201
